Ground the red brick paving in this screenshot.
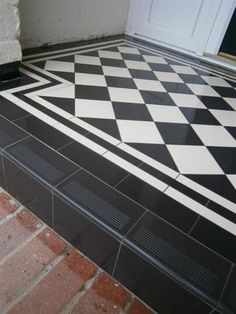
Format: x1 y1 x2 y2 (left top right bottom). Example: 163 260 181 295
0 188 154 314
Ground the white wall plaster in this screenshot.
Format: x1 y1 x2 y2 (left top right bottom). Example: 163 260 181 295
19 0 130 49
0 0 22 65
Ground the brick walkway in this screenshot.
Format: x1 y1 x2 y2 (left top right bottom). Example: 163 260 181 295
0 188 153 314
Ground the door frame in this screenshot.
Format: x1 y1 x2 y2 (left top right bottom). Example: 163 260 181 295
126 0 236 63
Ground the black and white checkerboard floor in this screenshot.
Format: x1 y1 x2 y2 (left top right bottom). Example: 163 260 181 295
0 36 236 313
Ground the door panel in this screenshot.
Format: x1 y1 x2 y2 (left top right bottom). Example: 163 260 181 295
127 0 222 54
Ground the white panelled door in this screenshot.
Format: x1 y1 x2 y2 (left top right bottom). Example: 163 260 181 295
127 0 222 55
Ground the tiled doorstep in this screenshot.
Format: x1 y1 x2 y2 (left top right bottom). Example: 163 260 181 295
0 188 153 314
0 115 235 313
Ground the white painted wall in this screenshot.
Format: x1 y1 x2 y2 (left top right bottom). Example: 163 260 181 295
0 0 22 65
19 0 130 49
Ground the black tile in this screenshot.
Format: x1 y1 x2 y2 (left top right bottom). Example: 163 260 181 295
43 109 88 136
116 174 197 232
180 108 220 125
213 86 236 98
0 115 28 150
112 102 152 121
208 147 236 174
41 96 75 115
121 53 145 61
0 153 6 188
190 217 236 263
129 69 157 80
55 169 145 237
124 212 231 307
199 96 233 110
161 82 193 94
49 71 75 83
75 85 110 101
59 141 128 186
3 156 53 225
3 136 79 188
129 143 178 171
0 96 30 121
0 75 36 92
15 115 73 150
148 63 175 72
187 174 236 204
101 58 126 67
206 201 236 224
105 76 136 89
141 163 208 206
156 122 203 145
80 117 121 140
86 133 142 166
75 63 104 75
114 245 213 314
53 55 75 62
226 126 236 140
179 74 206 84
217 265 236 314
140 91 176 105
53 194 120 274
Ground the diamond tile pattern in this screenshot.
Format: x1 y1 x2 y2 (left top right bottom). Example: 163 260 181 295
36 44 236 181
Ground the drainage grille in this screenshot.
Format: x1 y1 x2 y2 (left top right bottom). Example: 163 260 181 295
63 180 130 231
9 144 64 183
132 226 219 294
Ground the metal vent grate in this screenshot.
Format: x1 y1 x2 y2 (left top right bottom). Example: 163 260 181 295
132 226 219 294
9 144 64 183
63 180 130 231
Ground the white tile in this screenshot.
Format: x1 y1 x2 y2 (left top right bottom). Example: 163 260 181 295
98 50 122 60
55 123 107 155
143 55 167 64
102 66 131 78
75 73 107 86
147 104 188 123
125 60 151 71
118 142 178 178
44 60 74 73
35 84 75 99
104 151 167 191
191 125 236 147
117 120 164 144
167 145 224 174
227 175 236 190
171 65 197 75
224 97 236 110
71 117 120 145
187 84 220 96
165 187 236 235
118 46 140 54
134 79 166 92
75 55 101 65
108 87 144 103
210 109 236 127
169 93 206 108
177 175 236 214
201 76 231 87
154 71 183 83
75 99 115 119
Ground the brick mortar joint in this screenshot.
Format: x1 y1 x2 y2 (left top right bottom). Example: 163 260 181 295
1 245 68 313
60 267 102 314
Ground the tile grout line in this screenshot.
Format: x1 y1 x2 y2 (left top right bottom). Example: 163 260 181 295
3 72 235 216
212 263 234 313
0 204 25 227
188 215 201 235
1 246 68 314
